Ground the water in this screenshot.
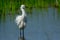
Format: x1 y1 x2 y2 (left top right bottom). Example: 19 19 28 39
0 7 60 40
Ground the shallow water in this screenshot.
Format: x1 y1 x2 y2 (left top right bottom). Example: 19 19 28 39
0 7 60 40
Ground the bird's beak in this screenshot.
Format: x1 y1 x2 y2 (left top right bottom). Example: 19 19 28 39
22 6 25 9
25 6 28 8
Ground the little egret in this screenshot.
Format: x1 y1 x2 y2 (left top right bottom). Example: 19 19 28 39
15 5 27 37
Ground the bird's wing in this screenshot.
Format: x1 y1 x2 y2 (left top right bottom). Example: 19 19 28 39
15 15 22 25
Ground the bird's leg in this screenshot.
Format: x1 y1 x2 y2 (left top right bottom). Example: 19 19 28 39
20 29 21 37
23 28 24 38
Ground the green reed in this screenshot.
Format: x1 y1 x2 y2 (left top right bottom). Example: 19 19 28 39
0 0 60 15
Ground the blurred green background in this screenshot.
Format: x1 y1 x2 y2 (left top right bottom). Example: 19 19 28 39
0 0 60 14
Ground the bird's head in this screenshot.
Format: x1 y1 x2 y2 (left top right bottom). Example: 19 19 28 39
20 5 25 9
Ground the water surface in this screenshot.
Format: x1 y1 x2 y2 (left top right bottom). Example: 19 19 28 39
0 7 60 40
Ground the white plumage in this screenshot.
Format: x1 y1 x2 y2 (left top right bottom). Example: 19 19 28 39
15 5 27 29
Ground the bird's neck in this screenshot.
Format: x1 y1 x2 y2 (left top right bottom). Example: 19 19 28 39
21 9 26 16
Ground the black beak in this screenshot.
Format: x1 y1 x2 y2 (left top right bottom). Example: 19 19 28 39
25 6 28 8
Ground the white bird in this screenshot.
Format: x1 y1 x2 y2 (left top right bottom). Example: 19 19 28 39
15 5 27 37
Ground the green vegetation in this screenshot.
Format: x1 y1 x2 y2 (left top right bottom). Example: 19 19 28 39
0 0 60 14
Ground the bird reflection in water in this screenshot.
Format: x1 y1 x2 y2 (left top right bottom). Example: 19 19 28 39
18 35 25 40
